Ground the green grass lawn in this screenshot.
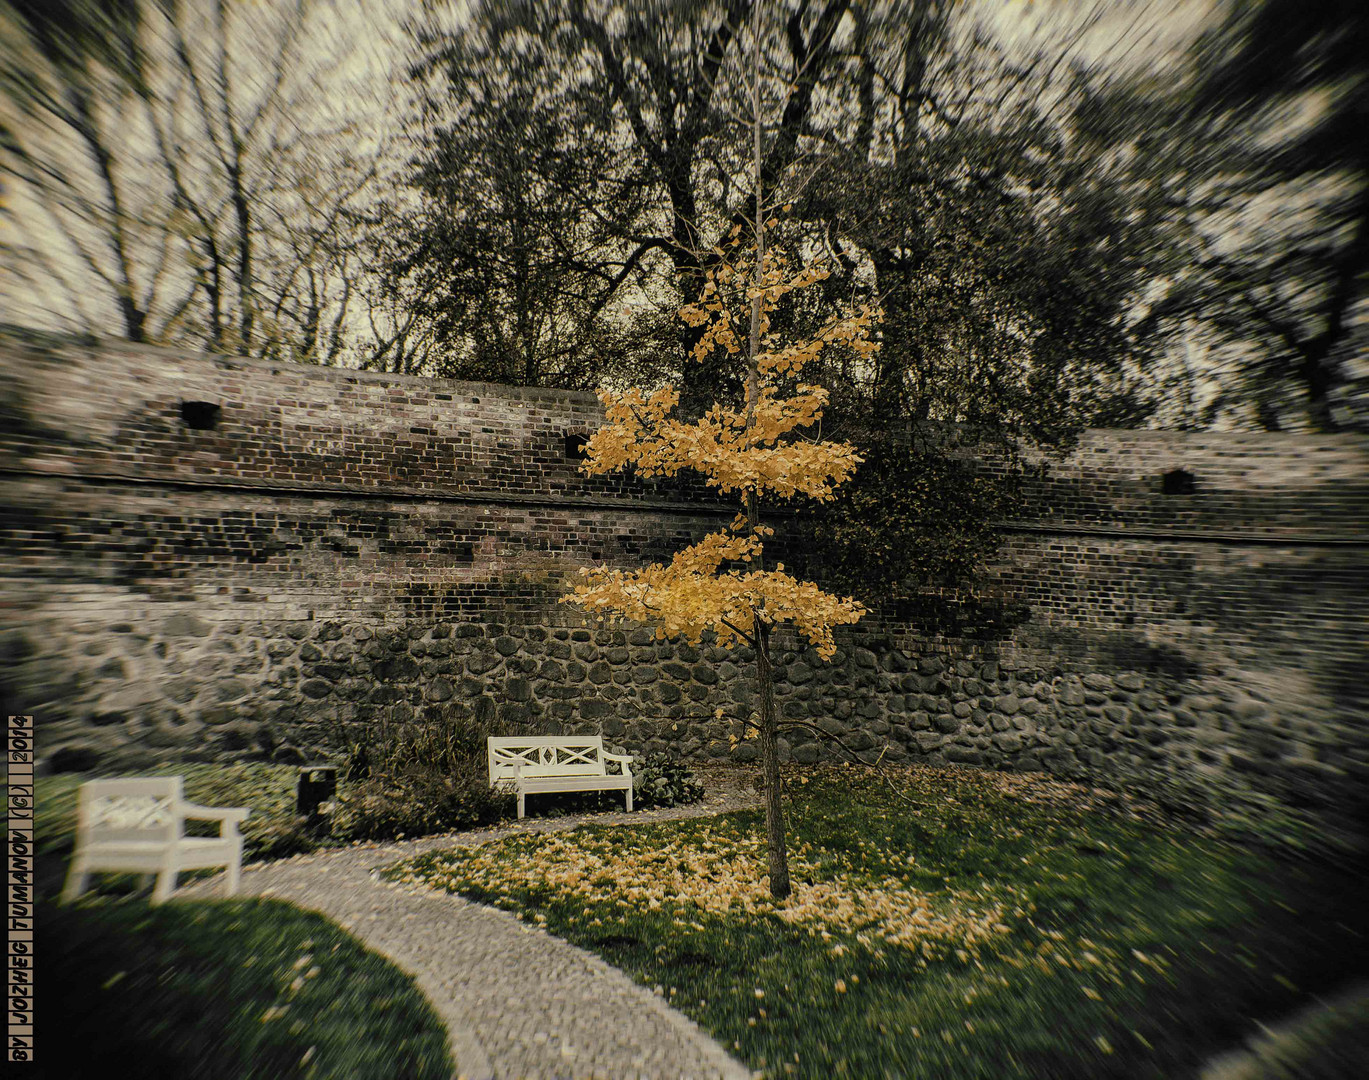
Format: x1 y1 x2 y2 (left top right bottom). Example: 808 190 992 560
19 756 687 1078
37 896 455 1080
385 763 1368 1080
25 764 455 1079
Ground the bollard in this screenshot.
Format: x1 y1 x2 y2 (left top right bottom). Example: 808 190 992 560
297 764 338 833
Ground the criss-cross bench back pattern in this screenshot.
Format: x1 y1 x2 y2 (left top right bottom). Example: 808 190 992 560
61 776 251 905
487 736 634 819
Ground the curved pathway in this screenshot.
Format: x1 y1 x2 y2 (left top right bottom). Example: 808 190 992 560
1199 980 1369 1080
178 787 763 1080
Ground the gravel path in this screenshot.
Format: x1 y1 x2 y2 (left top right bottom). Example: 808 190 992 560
1198 980 1369 1080
177 778 764 1080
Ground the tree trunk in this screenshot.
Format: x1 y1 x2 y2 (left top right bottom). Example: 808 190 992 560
1296 185 1368 433
71 89 146 343
755 615 790 900
229 158 254 350
117 294 147 344
744 0 789 904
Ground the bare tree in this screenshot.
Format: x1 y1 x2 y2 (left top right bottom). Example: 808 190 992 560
1 0 173 339
1 0 393 361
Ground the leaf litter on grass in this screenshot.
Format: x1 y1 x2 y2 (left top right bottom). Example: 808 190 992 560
387 764 1146 966
395 823 1018 963
384 763 1366 1080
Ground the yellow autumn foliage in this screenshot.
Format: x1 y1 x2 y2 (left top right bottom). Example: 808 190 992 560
562 247 874 657
565 517 864 658
396 831 1015 962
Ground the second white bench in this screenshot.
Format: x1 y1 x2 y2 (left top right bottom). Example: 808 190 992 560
487 736 634 819
61 776 251 905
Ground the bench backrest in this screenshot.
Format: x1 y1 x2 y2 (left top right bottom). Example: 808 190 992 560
487 736 607 784
76 776 184 846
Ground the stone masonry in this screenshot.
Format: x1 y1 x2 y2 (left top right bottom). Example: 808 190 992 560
2 330 1366 826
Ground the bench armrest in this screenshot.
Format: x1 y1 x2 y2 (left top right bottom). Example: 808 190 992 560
492 761 522 791
601 752 633 777
180 802 251 836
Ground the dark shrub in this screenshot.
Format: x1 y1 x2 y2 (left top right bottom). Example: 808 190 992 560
630 752 705 809
335 720 706 834
333 766 515 840
334 710 517 841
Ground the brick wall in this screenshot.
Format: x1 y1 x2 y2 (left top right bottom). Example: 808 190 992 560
2 330 1366 827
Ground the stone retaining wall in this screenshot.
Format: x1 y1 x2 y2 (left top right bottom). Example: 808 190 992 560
2 330 1366 825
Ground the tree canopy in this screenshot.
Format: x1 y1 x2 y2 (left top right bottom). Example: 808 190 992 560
393 2 1181 428
1166 0 1369 431
390 0 1223 615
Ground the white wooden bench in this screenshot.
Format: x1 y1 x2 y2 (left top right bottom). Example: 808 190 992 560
60 776 251 905
487 736 634 819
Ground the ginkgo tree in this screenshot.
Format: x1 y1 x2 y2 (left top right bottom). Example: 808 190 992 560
562 7 879 899
562 249 879 898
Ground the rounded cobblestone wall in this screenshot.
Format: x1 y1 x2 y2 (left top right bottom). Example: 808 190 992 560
9 606 1361 825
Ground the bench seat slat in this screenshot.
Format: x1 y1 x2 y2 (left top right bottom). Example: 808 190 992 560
77 839 239 854
513 775 633 794
506 766 609 778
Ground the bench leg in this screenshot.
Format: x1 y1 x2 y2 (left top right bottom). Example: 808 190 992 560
625 787 633 812
225 855 241 897
61 861 90 905
517 790 525 819
151 869 177 905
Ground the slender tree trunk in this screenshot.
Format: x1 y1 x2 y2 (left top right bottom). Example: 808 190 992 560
1299 352 1336 433
229 158 254 349
117 291 147 343
1296 187 1368 433
745 0 790 904
205 254 224 347
754 614 790 899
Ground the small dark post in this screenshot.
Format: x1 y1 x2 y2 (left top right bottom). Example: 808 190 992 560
297 764 338 833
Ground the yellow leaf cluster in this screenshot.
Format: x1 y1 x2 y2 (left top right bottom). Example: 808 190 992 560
679 250 881 374
583 383 860 501
561 523 865 659
587 251 879 503
755 303 882 375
